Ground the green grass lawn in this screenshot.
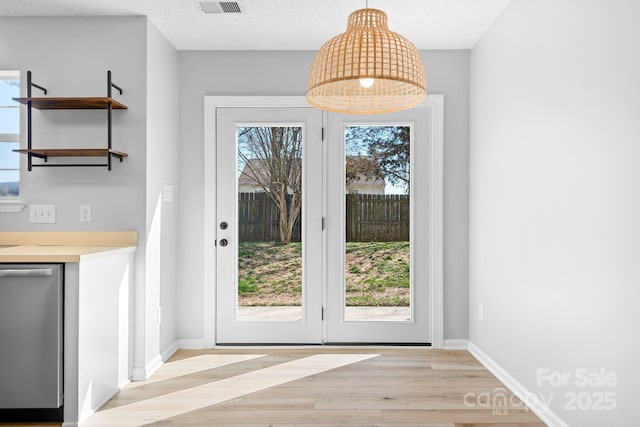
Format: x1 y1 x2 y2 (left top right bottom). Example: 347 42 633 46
344 241 410 306
238 241 410 307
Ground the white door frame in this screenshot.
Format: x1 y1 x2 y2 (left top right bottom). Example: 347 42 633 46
203 95 444 348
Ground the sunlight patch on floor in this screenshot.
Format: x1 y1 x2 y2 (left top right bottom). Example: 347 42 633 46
125 354 264 388
84 354 379 426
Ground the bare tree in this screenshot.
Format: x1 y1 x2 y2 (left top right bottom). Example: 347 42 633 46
345 126 411 194
238 126 302 244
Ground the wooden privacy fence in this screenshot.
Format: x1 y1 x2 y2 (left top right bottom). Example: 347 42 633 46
238 192 409 242
346 194 409 242
238 192 302 242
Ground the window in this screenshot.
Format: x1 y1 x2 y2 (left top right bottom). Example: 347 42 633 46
0 71 20 198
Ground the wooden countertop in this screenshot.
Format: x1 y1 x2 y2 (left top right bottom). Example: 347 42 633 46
0 231 137 263
0 244 136 263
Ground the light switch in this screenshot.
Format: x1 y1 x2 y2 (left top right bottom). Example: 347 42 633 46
80 205 92 222
30 204 56 224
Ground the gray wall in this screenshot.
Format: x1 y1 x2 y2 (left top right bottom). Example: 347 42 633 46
145 22 180 358
470 0 640 425
0 19 149 373
0 16 147 233
177 50 470 341
0 16 181 377
1 21 470 359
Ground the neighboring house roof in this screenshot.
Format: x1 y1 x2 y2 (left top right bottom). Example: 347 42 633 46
238 158 302 193
238 156 385 191
238 159 271 189
345 156 385 190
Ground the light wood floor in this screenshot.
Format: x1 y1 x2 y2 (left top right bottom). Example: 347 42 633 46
1 348 547 427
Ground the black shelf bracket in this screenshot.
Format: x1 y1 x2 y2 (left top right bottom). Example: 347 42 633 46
106 70 124 170
26 71 48 171
110 151 125 162
107 70 123 97
29 152 48 161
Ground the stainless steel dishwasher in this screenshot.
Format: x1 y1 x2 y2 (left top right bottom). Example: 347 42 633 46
0 263 63 422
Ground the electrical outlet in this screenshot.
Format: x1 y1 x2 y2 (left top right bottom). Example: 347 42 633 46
29 204 56 224
163 184 173 202
80 205 92 222
478 303 484 321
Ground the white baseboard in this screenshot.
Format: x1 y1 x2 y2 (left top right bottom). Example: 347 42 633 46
161 340 179 361
131 339 205 381
443 339 468 350
468 341 570 427
77 388 120 425
175 338 206 349
145 354 163 379
160 339 205 362
131 354 163 381
131 366 146 381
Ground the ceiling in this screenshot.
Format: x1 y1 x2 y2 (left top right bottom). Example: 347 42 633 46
0 0 511 50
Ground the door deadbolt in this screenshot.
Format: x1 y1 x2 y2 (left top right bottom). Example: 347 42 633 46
220 221 228 230
219 238 228 247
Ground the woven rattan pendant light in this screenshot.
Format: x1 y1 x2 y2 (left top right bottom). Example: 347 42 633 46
307 7 427 114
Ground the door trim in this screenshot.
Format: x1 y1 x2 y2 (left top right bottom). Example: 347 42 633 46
203 95 444 348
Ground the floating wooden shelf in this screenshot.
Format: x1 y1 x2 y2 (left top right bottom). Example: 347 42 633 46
12 97 127 110
16 71 128 171
14 149 127 158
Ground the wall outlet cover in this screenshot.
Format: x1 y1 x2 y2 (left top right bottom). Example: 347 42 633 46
80 205 92 222
29 204 56 224
163 184 173 203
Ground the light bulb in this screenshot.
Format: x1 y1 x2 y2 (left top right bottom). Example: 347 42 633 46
359 78 375 88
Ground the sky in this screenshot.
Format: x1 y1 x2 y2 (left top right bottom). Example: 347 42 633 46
0 76 20 192
235 125 408 195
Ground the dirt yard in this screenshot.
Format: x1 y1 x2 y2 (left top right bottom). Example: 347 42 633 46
237 241 410 307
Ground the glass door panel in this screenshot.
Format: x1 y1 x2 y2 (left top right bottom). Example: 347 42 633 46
216 107 323 344
344 125 412 322
236 126 304 321
325 109 431 343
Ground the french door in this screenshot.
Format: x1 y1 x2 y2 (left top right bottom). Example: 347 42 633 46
324 109 430 343
215 107 324 343
209 98 440 345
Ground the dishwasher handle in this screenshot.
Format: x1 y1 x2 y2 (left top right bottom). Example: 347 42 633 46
0 268 54 278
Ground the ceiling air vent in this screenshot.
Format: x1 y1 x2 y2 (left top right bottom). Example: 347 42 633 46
199 1 242 14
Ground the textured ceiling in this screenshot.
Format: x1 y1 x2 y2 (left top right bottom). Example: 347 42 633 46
0 0 511 50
